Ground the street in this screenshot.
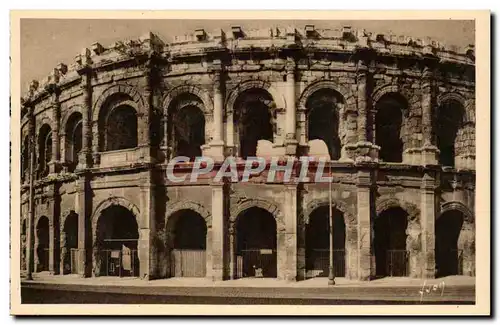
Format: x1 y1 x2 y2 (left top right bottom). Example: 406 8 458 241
21 282 475 305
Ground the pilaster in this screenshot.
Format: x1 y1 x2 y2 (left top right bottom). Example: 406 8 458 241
420 170 437 278
356 167 374 280
211 180 226 280
420 65 439 165
284 59 298 155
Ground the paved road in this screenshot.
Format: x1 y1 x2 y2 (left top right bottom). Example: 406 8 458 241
21 283 475 305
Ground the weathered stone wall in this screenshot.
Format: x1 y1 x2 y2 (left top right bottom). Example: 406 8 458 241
20 26 476 280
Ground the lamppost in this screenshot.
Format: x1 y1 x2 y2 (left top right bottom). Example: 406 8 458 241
328 162 335 285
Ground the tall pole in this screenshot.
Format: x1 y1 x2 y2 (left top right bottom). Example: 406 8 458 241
26 114 35 280
328 162 335 285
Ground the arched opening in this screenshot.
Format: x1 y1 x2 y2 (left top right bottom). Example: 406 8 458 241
435 210 464 277
64 112 83 172
36 216 50 272
62 212 79 274
374 207 409 277
436 100 465 168
96 206 139 277
375 94 407 163
235 207 277 278
166 94 206 161
305 206 346 278
306 89 343 160
105 106 138 151
37 125 52 178
234 89 274 159
166 210 207 277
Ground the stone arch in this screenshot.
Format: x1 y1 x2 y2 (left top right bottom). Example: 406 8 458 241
302 199 356 227
92 83 145 123
375 196 420 223
372 84 410 106
60 210 77 233
35 214 52 229
298 79 355 114
61 105 84 134
229 197 285 232
226 79 286 114
437 91 467 109
162 84 213 115
165 200 212 229
440 201 474 225
91 196 140 239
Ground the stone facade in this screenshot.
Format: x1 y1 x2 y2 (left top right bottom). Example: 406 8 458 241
20 25 476 282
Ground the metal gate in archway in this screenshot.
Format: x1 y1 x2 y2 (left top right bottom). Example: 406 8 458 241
170 249 206 277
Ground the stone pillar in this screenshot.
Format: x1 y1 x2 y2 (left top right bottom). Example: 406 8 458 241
76 175 90 277
25 108 36 279
48 90 61 174
48 213 56 275
421 66 439 165
356 168 373 280
355 61 378 162
420 171 436 278
59 229 67 275
138 170 157 279
284 184 297 281
458 223 475 276
208 64 225 161
211 182 225 281
77 52 93 169
284 60 298 155
226 109 235 157
229 221 236 279
137 60 155 164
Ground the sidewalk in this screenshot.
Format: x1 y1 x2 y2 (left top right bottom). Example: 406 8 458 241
22 272 475 288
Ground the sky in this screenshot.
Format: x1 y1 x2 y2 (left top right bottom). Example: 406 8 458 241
20 19 475 94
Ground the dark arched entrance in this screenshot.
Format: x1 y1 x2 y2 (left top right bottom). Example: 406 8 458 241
36 216 50 272
166 210 207 277
374 207 409 277
96 206 139 277
306 89 343 160
375 94 407 163
305 206 346 278
234 89 274 159
235 207 277 278
436 100 465 168
104 106 138 151
61 212 78 274
166 93 207 161
436 210 464 277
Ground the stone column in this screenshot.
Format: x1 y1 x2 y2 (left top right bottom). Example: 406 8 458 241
137 59 155 164
211 182 225 280
76 175 90 277
355 61 378 162
48 90 61 174
421 66 439 165
208 64 225 161
226 109 235 157
356 169 373 280
138 170 157 279
458 223 475 276
284 60 298 155
420 172 436 278
77 52 94 169
48 213 56 275
284 184 298 281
